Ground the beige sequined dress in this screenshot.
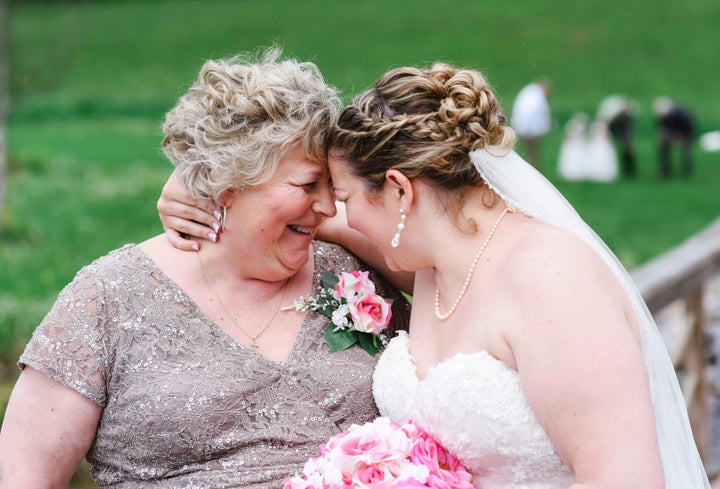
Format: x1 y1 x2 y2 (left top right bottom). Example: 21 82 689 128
19 241 410 488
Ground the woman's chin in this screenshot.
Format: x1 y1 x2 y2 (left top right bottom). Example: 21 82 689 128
384 257 404 273
278 244 313 275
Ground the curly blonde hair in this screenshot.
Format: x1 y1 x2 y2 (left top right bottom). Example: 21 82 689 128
328 63 515 195
162 48 340 204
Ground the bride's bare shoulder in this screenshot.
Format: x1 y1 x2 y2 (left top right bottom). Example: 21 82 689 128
503 215 612 290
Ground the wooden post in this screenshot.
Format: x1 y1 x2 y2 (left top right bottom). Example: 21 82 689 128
631 219 720 472
685 286 709 461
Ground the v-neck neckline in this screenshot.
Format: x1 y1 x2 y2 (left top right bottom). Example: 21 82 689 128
130 244 322 368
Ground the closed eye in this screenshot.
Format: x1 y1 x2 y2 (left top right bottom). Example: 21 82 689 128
300 181 318 189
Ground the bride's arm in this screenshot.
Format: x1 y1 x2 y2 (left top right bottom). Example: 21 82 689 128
508 235 664 489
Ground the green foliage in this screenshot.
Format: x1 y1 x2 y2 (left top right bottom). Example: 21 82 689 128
0 381 11 434
2 0 720 374
0 389 6 420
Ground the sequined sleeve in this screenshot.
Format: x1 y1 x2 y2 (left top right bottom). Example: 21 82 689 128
19 261 115 406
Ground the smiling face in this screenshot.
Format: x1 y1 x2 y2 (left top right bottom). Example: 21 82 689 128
329 155 405 272
223 148 337 280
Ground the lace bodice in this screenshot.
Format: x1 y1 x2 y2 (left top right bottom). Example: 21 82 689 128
373 332 574 489
19 241 410 488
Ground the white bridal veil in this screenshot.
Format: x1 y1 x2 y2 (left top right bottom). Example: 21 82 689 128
471 147 710 488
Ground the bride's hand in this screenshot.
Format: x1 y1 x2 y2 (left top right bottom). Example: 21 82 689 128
157 169 220 251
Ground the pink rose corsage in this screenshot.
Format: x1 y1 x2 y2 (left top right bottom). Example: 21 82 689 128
283 271 392 356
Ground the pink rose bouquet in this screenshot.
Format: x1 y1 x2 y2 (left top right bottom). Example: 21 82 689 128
284 417 473 489
283 270 393 355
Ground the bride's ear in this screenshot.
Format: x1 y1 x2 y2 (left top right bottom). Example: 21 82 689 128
385 169 414 211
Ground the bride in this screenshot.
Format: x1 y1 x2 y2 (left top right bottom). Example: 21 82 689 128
159 63 710 488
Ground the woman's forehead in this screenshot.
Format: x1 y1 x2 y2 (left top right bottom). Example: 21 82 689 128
328 155 350 177
278 149 328 174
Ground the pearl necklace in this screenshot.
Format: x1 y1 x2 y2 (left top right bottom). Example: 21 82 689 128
197 253 291 350
434 207 510 321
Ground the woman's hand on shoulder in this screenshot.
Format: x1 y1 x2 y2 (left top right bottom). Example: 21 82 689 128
157 168 220 251
505 227 664 488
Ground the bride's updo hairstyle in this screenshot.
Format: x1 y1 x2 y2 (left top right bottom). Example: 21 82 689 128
328 63 515 202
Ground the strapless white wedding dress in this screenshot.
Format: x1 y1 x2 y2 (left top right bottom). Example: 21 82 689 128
373 331 575 489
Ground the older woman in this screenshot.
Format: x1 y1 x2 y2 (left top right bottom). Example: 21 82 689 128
0 50 409 488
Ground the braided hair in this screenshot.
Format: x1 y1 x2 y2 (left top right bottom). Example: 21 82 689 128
328 64 515 194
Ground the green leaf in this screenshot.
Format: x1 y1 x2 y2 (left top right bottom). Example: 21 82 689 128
325 324 358 352
357 332 381 356
321 270 340 289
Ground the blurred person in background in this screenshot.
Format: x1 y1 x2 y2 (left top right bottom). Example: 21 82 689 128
597 94 636 178
557 112 589 182
557 114 617 183
510 79 552 171
653 96 695 178
585 119 619 182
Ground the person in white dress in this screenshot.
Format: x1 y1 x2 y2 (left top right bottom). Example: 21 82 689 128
558 115 618 183
585 120 619 182
158 63 710 489
557 113 589 182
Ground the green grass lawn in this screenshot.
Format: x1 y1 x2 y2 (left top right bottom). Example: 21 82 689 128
3 0 720 363
2 0 720 367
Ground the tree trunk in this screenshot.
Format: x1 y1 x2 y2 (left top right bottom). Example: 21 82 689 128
0 0 9 230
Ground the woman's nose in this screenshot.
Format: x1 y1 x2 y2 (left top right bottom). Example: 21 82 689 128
313 184 337 218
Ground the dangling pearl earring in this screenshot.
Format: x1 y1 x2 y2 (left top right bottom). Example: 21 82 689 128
391 207 406 248
220 206 227 232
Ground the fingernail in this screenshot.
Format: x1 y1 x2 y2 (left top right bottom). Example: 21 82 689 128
208 232 217 242
213 210 222 220
191 243 199 251
212 222 220 233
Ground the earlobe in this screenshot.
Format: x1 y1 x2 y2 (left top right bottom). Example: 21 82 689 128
216 191 235 232
218 189 235 208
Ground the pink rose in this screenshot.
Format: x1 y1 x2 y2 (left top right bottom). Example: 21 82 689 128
323 419 411 477
334 430 406 472
350 463 397 489
333 271 375 302
408 430 473 489
347 293 392 334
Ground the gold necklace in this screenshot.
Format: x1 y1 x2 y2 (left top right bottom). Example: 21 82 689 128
434 207 510 321
197 254 291 350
